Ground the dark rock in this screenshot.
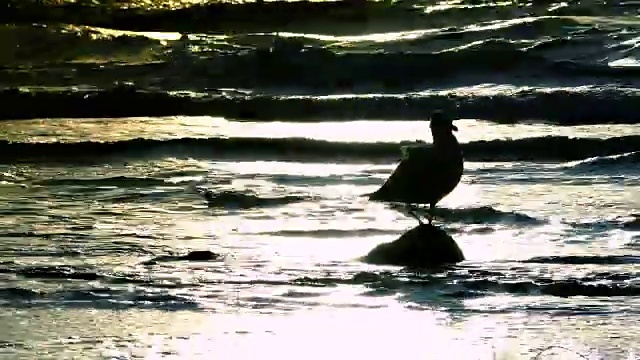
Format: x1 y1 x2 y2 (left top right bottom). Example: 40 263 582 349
623 215 640 230
363 223 464 268
202 190 308 209
141 250 222 265
180 250 221 261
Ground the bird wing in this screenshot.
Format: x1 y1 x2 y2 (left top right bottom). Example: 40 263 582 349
369 145 439 202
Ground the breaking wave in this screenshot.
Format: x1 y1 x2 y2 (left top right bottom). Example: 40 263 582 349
562 151 640 173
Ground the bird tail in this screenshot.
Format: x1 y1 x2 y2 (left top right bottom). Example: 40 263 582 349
365 187 388 201
362 191 375 199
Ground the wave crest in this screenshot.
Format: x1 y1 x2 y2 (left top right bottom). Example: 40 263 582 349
563 151 640 173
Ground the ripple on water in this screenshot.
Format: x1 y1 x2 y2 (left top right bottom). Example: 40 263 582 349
0 146 638 359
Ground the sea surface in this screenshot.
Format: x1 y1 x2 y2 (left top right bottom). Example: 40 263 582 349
2 0 640 359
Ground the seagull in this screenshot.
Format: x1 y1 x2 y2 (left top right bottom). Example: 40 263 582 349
368 111 463 225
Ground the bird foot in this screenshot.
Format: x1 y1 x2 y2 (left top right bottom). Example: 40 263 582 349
407 206 435 226
407 205 434 225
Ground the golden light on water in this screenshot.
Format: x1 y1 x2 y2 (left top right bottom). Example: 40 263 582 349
3 5 640 356
2 137 639 359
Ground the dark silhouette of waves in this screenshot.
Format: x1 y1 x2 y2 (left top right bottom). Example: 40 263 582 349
3 135 640 163
1 256 640 311
1 86 640 125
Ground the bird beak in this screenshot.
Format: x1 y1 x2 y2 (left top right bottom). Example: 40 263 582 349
451 125 458 132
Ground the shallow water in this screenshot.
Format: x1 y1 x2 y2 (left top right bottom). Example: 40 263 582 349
1 123 639 359
2 0 640 359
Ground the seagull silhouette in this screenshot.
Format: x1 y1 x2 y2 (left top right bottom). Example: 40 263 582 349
368 111 463 225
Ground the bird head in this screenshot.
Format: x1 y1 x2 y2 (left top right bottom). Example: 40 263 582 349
429 110 458 133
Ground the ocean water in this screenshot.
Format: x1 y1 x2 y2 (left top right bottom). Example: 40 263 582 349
2 0 640 359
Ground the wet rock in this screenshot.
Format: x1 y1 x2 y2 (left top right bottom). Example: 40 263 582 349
202 189 309 209
623 215 640 230
179 250 221 261
141 250 222 265
363 224 464 268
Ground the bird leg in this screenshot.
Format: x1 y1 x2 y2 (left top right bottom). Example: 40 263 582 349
427 203 435 225
406 204 424 225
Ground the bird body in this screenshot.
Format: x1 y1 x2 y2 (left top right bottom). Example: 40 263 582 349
368 111 463 224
